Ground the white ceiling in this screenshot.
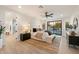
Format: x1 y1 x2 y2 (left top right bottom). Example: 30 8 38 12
2 5 79 19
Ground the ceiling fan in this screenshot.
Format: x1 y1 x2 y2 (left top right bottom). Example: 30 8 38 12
38 5 54 18
45 12 53 18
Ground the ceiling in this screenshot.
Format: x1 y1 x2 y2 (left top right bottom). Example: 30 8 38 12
2 5 79 19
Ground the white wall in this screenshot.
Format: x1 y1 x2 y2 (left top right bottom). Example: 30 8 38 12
0 6 34 40
3 7 32 33
0 7 5 26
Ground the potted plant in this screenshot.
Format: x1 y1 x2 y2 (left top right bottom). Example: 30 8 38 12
0 25 5 48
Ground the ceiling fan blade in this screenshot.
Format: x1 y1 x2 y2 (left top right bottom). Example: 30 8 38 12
50 13 53 15
45 12 48 15
44 11 53 18
45 12 48 17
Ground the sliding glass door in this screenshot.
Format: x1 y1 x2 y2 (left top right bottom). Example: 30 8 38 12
47 20 62 35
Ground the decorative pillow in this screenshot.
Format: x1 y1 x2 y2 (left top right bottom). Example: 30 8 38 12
45 30 52 35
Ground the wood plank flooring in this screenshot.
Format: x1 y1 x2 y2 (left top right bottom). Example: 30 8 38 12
0 35 58 54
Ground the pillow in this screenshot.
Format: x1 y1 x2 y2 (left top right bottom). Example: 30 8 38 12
45 30 52 35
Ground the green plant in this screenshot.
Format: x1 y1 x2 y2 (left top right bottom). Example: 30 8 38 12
0 26 5 38
53 22 62 29
65 22 73 29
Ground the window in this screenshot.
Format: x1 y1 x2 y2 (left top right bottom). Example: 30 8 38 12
47 20 62 35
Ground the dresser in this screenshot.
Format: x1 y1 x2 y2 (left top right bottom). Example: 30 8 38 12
69 35 79 46
20 33 31 41
66 32 79 46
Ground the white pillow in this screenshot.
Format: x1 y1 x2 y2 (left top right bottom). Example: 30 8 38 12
42 32 49 40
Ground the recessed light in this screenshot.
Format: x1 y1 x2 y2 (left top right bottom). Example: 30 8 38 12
60 14 63 17
18 6 22 8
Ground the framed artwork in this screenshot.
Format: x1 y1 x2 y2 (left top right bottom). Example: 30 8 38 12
73 17 78 29
65 22 73 30
42 23 45 30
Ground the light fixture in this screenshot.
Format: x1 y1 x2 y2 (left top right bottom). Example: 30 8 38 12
60 14 63 17
22 24 30 33
18 6 22 8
